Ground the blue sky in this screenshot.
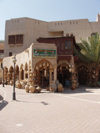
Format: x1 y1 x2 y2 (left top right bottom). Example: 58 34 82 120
0 0 100 40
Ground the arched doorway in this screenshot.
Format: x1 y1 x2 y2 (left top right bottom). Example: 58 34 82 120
20 65 24 80
4 67 8 84
34 59 53 88
78 65 89 85
15 65 19 80
25 63 28 79
9 66 14 80
57 63 71 87
20 69 24 80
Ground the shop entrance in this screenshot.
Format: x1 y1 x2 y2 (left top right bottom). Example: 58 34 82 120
78 65 88 85
38 68 49 88
34 59 53 88
57 64 71 87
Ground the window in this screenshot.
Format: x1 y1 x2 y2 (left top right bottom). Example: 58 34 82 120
8 34 23 44
16 35 23 44
0 50 4 53
91 32 97 37
8 35 15 44
9 52 12 56
65 41 72 49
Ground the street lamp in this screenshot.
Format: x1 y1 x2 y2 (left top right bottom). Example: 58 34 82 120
69 64 73 72
1 62 4 87
12 55 17 100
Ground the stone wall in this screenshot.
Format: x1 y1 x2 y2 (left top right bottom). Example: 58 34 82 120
4 14 100 58
5 18 48 57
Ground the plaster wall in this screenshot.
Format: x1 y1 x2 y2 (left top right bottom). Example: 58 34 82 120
5 18 48 57
4 14 100 57
48 17 100 42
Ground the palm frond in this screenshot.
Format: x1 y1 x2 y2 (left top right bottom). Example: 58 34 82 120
75 33 100 64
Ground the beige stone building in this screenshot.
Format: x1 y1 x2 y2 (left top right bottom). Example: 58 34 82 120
4 14 100 57
0 41 4 83
3 43 57 89
3 14 100 91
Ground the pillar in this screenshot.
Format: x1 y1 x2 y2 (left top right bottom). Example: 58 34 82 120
71 72 78 90
54 65 57 81
19 71 22 81
49 68 54 87
70 55 78 90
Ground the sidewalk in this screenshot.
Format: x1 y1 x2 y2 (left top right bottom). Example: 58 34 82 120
0 85 100 133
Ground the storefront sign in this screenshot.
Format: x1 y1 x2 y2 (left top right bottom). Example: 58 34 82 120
33 49 56 57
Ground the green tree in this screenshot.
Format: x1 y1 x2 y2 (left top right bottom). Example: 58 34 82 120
74 33 100 86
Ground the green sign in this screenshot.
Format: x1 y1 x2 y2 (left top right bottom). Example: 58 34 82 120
34 49 56 57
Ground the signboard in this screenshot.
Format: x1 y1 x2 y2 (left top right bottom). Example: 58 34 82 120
33 49 56 57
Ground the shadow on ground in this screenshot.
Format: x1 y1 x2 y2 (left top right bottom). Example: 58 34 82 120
0 100 8 111
0 95 3 100
16 100 49 106
62 87 94 94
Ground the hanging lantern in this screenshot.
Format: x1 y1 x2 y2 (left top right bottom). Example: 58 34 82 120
69 68 72 72
66 65 68 69
44 69 46 77
43 63 45 67
47 63 49 67
60 66 62 71
36 66 38 70
39 64 42 68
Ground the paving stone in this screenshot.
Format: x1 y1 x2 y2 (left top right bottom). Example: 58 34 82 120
0 85 100 133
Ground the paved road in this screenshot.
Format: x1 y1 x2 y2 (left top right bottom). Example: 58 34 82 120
0 85 100 133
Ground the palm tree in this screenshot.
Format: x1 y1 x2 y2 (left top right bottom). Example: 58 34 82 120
74 33 100 86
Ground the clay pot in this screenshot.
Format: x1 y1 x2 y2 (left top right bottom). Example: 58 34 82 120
25 84 29 93
23 80 27 85
35 86 41 93
17 82 22 89
29 85 35 93
50 83 57 92
71 80 77 90
49 87 54 92
58 83 64 92
16 80 20 88
21 82 26 89
10 80 13 86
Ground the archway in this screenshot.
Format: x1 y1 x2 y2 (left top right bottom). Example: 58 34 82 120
34 59 53 88
4 67 8 84
9 66 14 80
20 64 24 80
15 65 19 80
20 69 24 80
25 63 28 79
57 63 71 87
78 65 89 85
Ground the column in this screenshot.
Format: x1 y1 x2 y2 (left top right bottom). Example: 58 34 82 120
54 66 57 81
19 71 22 81
49 69 52 87
71 56 78 90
